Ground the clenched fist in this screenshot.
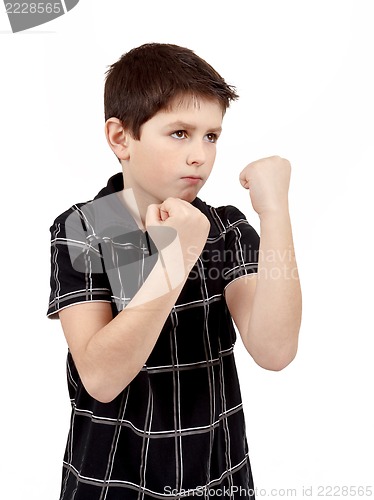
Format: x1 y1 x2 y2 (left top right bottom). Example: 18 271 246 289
146 198 210 276
239 156 291 216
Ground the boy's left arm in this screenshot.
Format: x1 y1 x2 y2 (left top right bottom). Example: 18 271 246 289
225 156 302 371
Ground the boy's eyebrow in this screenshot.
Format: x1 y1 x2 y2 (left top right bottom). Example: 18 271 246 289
165 121 222 133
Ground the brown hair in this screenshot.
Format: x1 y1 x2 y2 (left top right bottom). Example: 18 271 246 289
104 43 239 140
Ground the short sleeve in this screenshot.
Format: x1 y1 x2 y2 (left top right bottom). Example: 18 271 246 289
222 205 260 289
47 209 112 319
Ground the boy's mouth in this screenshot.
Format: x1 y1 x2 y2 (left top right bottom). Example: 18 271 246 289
181 176 203 185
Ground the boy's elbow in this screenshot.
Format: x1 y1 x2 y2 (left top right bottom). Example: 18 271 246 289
77 358 142 403
250 344 298 372
83 379 119 404
257 352 296 371
81 373 130 404
90 389 118 404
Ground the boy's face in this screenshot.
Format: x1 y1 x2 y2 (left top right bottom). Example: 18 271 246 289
123 97 223 205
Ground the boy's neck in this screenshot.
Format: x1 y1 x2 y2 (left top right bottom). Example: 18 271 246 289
118 186 147 231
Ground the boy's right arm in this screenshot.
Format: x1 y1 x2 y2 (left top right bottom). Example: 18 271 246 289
58 198 210 404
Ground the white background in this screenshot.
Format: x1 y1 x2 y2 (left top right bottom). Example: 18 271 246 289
1 1 373 498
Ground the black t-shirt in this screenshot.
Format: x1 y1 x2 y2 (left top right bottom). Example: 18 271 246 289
47 173 259 499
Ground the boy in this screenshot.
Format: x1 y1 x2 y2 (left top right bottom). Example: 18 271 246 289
47 43 302 499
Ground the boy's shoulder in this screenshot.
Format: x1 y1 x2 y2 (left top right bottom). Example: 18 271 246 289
49 173 126 230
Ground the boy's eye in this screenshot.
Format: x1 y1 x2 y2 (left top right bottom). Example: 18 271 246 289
205 133 218 143
170 130 218 143
171 130 188 140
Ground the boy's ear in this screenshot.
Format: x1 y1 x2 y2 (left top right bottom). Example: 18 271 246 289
104 118 132 161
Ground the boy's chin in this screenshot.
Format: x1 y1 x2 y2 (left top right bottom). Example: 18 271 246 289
179 193 198 203
161 188 200 203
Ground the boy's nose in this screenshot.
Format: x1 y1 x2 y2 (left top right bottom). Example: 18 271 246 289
186 141 206 166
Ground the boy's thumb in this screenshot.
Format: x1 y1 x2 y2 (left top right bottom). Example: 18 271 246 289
145 204 163 226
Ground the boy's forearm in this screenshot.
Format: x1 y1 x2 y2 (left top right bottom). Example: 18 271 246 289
82 256 188 403
79 198 210 403
244 209 302 370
